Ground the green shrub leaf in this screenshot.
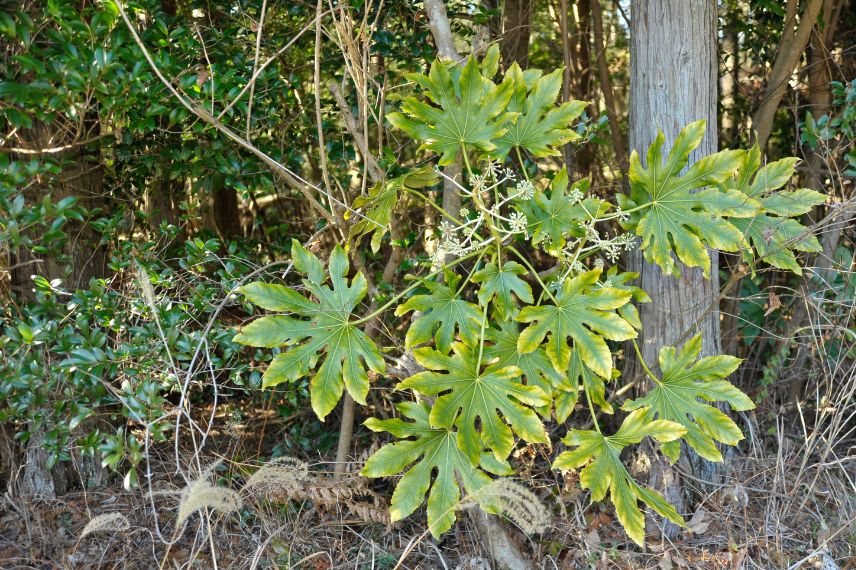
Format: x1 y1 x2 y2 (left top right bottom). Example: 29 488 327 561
720 145 825 273
516 269 636 377
399 342 550 463
619 120 759 277
395 271 483 353
362 401 495 538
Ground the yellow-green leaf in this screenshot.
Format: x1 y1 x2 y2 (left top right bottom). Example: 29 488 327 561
621 335 753 463
552 408 687 545
387 52 515 165
491 64 586 159
516 269 636 377
395 271 483 353
399 342 549 463
234 242 384 421
619 120 759 277
361 401 494 538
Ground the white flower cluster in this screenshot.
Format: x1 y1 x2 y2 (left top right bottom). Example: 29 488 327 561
429 161 541 269
515 180 535 200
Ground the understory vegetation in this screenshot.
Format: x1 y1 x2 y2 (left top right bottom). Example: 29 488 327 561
1 1 854 568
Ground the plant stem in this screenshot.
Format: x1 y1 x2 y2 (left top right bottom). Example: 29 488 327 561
351 247 484 325
506 246 558 303
584 386 602 434
405 188 464 225
631 338 661 385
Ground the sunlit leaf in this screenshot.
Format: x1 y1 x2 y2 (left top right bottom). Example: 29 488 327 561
618 120 759 277
395 271 482 353
719 145 824 273
399 342 549 463
491 64 587 159
516 269 636 377
553 408 687 545
621 335 753 463
362 401 498 537
234 241 384 420
387 51 515 165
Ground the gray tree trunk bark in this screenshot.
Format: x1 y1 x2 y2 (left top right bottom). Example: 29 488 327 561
628 0 721 537
10 121 110 497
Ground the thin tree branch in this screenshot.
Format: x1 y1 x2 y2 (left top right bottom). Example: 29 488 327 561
751 0 824 150
117 1 342 227
591 0 627 172
246 0 268 136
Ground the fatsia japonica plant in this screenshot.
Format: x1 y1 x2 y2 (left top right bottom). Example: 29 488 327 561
233 46 823 544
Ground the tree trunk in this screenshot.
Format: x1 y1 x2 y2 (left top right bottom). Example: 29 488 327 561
628 0 720 538
10 121 110 497
501 0 533 69
144 163 184 238
201 172 242 239
10 123 108 300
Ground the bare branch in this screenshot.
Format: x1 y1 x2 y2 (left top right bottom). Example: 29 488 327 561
424 0 462 61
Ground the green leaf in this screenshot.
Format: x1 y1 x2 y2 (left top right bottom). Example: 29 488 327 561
387 53 515 165
237 282 316 313
518 169 607 256
472 260 533 320
516 269 636 378
395 271 483 353
483 321 569 418
621 335 753 463
234 242 384 420
350 167 439 252
399 342 549 463
492 64 587 159
619 120 759 277
564 347 614 419
720 145 824 273
290 240 324 284
553 408 687 545
361 401 494 537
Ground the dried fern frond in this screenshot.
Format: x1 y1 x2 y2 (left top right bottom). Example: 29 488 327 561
79 512 130 538
242 457 390 525
465 479 551 535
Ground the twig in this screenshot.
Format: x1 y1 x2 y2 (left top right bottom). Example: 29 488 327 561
245 0 268 136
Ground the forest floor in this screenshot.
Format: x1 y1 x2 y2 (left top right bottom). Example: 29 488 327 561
1 401 854 569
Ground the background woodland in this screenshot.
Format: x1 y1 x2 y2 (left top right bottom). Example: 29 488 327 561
1 0 855 568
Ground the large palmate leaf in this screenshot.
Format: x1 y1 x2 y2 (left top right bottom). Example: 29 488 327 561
362 401 505 537
518 168 607 256
491 63 587 159
234 241 384 421
472 260 533 320
395 271 483 353
553 408 687 545
483 322 569 418
516 269 636 378
399 342 549 463
349 167 439 252
618 120 760 277
387 47 515 165
622 335 754 463
718 145 825 273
